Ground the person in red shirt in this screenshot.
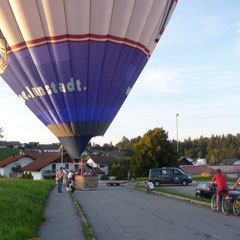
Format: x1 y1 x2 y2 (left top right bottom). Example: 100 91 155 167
210 169 228 211
232 176 240 190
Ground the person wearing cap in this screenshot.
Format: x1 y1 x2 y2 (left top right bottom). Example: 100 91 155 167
56 167 64 193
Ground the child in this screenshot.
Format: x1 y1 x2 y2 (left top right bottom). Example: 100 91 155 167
145 180 154 193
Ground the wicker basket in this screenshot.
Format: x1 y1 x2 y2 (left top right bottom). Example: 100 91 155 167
74 175 98 189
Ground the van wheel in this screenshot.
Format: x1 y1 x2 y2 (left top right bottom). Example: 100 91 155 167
182 180 188 186
154 181 160 187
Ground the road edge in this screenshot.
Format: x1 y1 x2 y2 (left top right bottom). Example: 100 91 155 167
69 192 96 240
127 185 211 208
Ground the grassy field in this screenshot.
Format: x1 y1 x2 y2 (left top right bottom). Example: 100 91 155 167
0 149 20 161
0 179 56 240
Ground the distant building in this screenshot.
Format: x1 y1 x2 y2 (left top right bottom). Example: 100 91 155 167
0 141 22 149
194 158 207 166
178 157 194 166
221 159 240 166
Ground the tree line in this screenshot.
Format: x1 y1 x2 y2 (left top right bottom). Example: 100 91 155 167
94 131 240 178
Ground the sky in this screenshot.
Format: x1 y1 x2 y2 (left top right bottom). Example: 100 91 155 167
1 0 240 146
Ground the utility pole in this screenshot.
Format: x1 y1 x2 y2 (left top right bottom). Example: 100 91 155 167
176 113 179 152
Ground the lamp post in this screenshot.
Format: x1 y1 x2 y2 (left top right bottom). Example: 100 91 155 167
176 113 179 152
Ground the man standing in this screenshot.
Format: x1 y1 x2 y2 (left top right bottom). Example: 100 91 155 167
210 169 228 211
56 167 64 193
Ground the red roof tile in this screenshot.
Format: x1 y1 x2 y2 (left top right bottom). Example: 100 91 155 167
21 152 73 171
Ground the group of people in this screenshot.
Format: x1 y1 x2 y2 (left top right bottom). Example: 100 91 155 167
55 167 75 193
210 168 240 211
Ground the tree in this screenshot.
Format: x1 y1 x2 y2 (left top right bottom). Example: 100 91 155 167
0 127 3 139
131 128 178 177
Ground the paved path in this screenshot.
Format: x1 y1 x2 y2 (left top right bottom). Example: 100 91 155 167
75 183 240 240
38 186 85 240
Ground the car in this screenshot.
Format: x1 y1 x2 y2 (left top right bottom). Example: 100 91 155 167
149 167 192 187
195 182 217 198
195 182 240 199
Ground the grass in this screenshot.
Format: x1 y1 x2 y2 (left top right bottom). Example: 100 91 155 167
0 178 56 240
133 184 211 203
69 192 95 240
0 149 20 161
192 175 237 183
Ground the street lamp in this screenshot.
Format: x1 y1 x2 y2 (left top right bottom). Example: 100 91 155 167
176 113 179 152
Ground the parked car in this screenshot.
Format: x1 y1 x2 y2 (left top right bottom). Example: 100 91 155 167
195 182 240 199
149 167 192 187
195 182 217 198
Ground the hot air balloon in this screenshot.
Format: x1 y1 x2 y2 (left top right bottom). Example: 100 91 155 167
0 0 177 160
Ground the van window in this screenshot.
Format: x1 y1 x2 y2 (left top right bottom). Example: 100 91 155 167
162 169 171 175
151 170 161 177
173 169 182 175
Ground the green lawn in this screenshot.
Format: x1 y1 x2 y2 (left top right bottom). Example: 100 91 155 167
0 179 56 240
0 149 20 161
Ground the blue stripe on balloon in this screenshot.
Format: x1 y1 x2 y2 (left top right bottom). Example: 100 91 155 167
2 41 148 127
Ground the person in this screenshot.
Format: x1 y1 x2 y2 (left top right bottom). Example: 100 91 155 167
145 180 154 193
67 170 75 191
210 169 228 211
232 176 240 190
56 167 64 193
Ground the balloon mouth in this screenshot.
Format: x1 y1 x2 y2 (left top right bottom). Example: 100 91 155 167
0 30 8 74
58 135 93 160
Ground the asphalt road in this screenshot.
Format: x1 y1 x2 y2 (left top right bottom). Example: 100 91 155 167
74 183 240 240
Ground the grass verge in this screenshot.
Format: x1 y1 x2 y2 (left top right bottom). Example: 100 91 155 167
69 192 95 240
132 184 211 204
0 178 56 240
192 175 237 182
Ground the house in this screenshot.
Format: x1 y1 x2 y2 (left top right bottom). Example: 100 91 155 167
178 157 194 166
0 152 41 178
0 141 22 149
194 158 208 166
21 152 74 180
221 159 240 166
86 155 114 176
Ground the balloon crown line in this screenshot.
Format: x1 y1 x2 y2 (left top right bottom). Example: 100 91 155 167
18 77 87 103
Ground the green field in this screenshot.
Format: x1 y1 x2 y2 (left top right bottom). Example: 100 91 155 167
0 179 55 240
0 149 20 161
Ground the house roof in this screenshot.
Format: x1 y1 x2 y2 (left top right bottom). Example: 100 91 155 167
87 155 113 164
21 152 72 171
93 167 105 174
101 151 126 159
0 152 40 167
181 165 240 175
181 165 215 175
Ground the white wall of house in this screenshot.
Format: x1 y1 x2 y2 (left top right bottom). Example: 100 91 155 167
3 157 34 178
234 160 240 165
29 162 75 180
97 163 108 175
28 171 43 180
0 168 4 176
195 158 207 166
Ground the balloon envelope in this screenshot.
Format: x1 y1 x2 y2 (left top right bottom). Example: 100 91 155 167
0 0 177 159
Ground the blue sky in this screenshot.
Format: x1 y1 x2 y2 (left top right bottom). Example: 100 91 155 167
1 0 240 145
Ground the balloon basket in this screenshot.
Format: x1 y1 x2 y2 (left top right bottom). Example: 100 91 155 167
74 175 98 189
